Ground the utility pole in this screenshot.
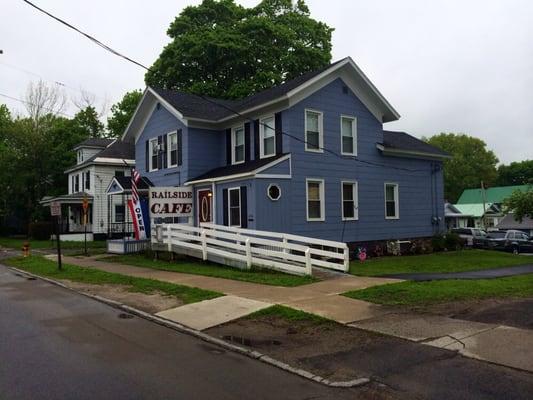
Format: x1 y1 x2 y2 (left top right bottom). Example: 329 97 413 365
481 181 487 230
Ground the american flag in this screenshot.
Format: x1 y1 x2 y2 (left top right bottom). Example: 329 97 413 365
131 168 141 203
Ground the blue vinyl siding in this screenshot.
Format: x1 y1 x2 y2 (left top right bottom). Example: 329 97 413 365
257 157 291 175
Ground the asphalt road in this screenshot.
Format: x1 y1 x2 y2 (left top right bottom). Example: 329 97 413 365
0 264 359 400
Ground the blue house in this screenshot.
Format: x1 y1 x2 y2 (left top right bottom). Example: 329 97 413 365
122 57 448 245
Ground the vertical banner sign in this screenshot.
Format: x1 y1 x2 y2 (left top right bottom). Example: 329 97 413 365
128 198 148 240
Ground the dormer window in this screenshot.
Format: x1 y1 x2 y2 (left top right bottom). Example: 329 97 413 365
232 126 245 164
77 150 84 163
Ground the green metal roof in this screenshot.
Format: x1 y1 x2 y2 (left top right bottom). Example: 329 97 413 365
454 203 496 218
457 184 532 204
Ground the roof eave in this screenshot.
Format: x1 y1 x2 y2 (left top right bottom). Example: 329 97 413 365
376 144 451 160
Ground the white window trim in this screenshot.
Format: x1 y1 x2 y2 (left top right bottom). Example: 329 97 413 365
267 183 281 201
231 125 245 165
149 137 159 172
167 130 178 168
306 178 325 222
340 115 357 156
341 180 359 221
228 187 242 227
304 109 324 153
384 182 400 220
259 115 276 159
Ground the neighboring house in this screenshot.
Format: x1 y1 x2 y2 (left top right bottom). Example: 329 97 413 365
41 138 135 240
122 57 449 245
450 184 533 230
497 214 533 236
444 203 473 230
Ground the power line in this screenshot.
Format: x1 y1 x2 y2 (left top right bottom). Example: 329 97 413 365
21 0 430 173
21 0 150 71
0 92 74 117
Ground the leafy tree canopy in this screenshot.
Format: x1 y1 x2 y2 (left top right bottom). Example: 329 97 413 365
425 133 499 203
72 106 104 138
107 90 143 137
503 189 533 222
145 0 333 99
496 160 533 186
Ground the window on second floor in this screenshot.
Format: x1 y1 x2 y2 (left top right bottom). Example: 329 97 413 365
149 138 158 171
74 174 80 192
305 110 323 152
84 171 90 190
232 126 245 164
260 116 275 158
341 116 357 156
168 131 178 167
115 170 125 177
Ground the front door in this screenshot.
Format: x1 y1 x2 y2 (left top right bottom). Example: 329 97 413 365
197 189 213 225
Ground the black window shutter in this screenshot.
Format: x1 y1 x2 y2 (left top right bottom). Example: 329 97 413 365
222 189 228 226
240 186 248 228
157 135 162 169
163 134 168 169
226 129 232 165
177 129 183 166
244 122 251 162
275 112 283 155
145 140 149 171
253 119 260 160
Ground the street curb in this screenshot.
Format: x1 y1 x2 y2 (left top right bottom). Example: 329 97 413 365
6 266 370 389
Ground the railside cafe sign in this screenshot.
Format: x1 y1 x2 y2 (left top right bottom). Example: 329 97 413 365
149 187 193 218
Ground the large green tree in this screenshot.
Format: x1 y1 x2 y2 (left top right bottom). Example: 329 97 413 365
145 0 333 99
503 189 533 222
106 90 143 137
425 133 499 203
496 160 533 186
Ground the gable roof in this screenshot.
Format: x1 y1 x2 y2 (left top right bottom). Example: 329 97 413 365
457 185 532 204
123 57 400 142
186 154 289 185
378 131 451 159
73 138 114 150
106 175 153 195
65 140 135 173
497 213 533 230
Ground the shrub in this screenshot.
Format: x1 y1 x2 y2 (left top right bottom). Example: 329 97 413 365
431 234 446 252
444 231 465 251
28 222 52 240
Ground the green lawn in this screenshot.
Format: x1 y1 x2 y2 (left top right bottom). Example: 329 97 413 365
344 274 533 306
4 256 221 304
350 249 531 277
247 305 332 324
104 254 317 287
0 237 106 250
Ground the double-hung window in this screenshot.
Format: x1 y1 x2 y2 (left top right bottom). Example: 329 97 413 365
341 116 357 156
341 181 358 220
232 126 245 164
228 188 241 227
74 174 79 192
305 110 323 152
306 179 325 221
168 131 178 167
385 183 399 219
85 171 90 190
260 116 275 158
115 204 125 223
149 138 159 171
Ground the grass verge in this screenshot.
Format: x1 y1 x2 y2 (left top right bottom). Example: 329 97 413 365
344 274 533 306
0 237 106 250
350 249 531 277
4 256 221 304
247 305 332 324
104 254 317 287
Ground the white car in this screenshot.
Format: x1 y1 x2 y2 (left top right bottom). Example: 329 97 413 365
451 227 487 247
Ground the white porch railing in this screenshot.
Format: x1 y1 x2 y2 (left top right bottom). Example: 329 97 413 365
151 223 349 276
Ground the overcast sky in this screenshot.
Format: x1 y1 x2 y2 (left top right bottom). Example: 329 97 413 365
2 0 532 163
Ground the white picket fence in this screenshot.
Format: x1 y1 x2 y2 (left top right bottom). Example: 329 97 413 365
152 223 349 276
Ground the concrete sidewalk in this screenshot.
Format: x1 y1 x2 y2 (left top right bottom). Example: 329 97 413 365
57 255 533 374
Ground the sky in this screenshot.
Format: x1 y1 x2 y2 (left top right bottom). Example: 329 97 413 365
1 0 532 164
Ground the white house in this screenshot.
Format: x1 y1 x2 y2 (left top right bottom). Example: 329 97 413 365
41 138 135 240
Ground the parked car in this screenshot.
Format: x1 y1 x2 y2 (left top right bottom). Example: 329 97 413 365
478 230 533 254
451 228 487 247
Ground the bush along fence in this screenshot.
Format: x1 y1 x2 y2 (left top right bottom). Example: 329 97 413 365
151 223 349 276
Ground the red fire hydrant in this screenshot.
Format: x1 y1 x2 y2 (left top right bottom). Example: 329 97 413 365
22 242 30 257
